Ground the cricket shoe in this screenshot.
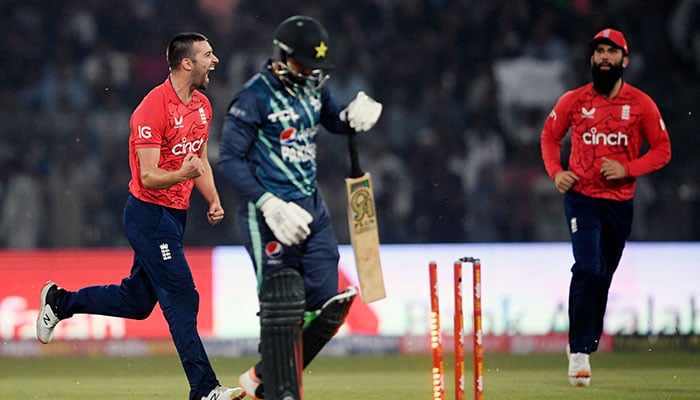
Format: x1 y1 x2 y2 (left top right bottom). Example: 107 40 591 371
202 386 246 400
568 352 591 387
36 281 66 344
239 367 265 399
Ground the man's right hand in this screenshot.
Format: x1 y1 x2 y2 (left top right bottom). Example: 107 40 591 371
258 195 313 246
180 153 205 180
553 171 579 194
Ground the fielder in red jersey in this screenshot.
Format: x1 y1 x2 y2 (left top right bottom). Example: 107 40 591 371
36 33 244 400
541 67 671 201
540 28 671 388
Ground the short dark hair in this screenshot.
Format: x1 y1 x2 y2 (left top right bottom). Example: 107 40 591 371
166 32 209 69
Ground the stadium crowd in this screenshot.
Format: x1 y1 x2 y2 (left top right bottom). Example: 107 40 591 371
1 0 698 248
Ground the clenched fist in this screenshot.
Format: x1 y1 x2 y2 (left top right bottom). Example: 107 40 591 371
180 153 205 180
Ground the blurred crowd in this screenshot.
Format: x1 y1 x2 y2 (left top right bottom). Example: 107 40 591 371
1 0 699 249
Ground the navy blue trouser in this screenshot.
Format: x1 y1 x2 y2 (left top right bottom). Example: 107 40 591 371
57 195 219 400
564 190 633 354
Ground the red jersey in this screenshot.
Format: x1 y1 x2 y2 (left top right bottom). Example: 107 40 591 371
541 82 671 201
128 78 212 209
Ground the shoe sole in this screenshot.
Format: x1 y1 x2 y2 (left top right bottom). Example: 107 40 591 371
36 281 57 344
569 367 591 387
569 374 591 387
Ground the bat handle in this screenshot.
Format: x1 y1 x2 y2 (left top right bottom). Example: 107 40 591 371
348 132 363 178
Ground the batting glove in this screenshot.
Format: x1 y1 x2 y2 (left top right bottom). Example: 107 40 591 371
340 91 383 132
258 194 313 246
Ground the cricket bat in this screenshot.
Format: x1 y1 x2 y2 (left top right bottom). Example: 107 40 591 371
345 133 386 303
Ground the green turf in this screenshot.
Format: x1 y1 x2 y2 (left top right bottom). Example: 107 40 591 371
1 352 698 399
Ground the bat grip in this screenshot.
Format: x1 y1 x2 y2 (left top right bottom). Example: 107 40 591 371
348 133 363 178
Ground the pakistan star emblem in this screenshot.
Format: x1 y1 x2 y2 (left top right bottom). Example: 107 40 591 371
315 41 328 58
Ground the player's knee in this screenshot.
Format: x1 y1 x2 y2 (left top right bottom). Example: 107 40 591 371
172 287 200 315
572 262 608 284
130 299 157 320
260 269 306 324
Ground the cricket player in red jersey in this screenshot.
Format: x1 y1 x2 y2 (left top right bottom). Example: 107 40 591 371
540 28 671 387
36 32 244 400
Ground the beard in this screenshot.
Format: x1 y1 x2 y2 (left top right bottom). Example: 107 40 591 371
197 74 209 91
591 61 624 95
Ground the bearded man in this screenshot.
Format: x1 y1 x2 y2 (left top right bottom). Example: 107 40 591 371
540 28 671 388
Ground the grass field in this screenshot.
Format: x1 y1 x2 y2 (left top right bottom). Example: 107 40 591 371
1 352 698 399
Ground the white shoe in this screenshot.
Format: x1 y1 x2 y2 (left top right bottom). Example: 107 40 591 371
568 352 591 387
202 386 246 400
36 281 63 344
239 367 263 399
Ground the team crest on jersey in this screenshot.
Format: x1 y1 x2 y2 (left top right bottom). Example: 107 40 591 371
280 127 297 145
265 241 284 259
621 105 630 120
174 115 184 128
582 107 596 119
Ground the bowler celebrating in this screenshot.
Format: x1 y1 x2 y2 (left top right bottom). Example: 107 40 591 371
36 32 243 400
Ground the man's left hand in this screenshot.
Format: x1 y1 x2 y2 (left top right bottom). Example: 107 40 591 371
601 157 626 180
207 203 225 225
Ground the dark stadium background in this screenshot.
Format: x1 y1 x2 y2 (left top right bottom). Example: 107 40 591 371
1 0 698 249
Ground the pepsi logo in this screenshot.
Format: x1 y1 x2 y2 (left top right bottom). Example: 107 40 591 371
280 127 297 145
265 241 284 259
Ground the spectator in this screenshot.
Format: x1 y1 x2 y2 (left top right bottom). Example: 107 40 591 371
0 153 44 248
